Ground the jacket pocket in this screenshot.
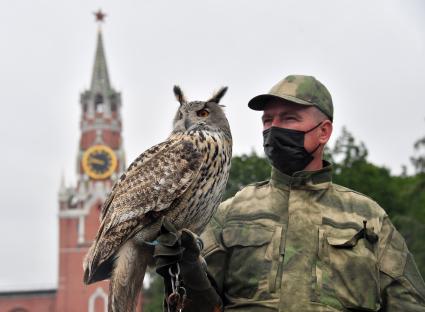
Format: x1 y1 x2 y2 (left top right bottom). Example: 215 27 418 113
222 224 274 299
314 222 381 311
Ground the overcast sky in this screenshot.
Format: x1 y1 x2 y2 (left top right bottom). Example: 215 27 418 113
0 0 424 291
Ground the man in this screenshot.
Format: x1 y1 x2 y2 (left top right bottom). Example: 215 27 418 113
155 75 425 311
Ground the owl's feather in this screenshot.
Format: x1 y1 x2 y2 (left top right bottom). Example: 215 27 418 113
100 140 173 219
208 86 228 104
173 85 187 105
84 136 203 284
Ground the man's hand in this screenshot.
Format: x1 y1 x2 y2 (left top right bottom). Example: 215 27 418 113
153 218 223 312
153 218 209 290
153 217 185 278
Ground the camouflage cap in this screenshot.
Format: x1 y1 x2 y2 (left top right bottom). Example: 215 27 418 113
248 75 333 121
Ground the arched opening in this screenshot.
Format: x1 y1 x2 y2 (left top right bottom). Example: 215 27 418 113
88 287 108 312
95 93 104 113
94 297 105 312
111 102 117 112
110 94 117 113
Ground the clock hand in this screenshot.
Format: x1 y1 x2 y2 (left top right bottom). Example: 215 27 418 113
89 158 106 166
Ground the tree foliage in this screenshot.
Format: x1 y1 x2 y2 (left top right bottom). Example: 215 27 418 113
223 151 270 200
331 126 368 167
142 271 164 312
411 120 425 174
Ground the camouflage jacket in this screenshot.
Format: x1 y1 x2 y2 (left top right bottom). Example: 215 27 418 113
200 164 425 311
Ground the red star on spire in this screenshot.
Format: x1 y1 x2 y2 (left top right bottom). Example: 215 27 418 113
94 9 106 23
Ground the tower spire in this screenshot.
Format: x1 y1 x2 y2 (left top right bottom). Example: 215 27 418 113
90 10 111 92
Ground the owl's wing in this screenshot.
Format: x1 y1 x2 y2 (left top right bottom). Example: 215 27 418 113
100 138 175 219
84 137 203 284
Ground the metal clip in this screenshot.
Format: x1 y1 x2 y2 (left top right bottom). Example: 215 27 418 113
167 263 186 312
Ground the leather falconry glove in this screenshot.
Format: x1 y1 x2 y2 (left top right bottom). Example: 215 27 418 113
154 217 210 290
154 218 222 311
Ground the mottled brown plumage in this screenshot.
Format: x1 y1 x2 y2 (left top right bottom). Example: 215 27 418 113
83 86 232 312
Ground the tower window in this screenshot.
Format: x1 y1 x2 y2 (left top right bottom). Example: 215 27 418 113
110 94 117 113
95 94 104 113
111 102 117 112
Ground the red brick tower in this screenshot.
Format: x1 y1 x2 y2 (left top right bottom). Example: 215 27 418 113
56 12 126 312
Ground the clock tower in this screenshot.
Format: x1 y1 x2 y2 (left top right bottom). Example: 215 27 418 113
56 12 126 311
78 18 125 186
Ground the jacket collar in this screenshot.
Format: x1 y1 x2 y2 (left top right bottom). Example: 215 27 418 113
270 160 333 189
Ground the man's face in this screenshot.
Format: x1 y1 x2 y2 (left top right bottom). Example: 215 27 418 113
261 99 332 153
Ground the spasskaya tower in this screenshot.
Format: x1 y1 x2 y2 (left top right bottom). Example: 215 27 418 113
56 11 126 311
0 11 146 312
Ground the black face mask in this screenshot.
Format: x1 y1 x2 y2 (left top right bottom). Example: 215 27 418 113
263 122 322 176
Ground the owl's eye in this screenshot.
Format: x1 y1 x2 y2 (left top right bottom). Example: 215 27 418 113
196 109 209 117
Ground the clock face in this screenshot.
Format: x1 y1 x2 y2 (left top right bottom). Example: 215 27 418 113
82 145 117 180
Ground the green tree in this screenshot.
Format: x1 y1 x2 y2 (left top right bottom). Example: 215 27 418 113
411 120 425 174
142 271 164 312
392 214 425 278
331 126 368 168
223 151 271 200
329 128 404 216
409 121 425 213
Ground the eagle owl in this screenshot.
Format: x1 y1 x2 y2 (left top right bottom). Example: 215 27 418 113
83 86 232 312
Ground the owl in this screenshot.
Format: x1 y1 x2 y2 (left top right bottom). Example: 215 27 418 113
83 86 232 312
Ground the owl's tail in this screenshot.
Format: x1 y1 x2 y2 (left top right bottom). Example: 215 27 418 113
108 240 151 312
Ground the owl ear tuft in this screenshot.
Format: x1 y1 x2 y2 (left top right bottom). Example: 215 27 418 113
173 85 187 106
208 87 228 104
